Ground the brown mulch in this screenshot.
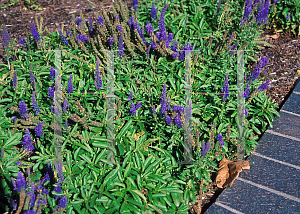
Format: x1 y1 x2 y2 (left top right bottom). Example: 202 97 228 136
1 1 300 214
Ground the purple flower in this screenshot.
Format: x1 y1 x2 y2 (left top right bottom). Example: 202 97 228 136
59 196 67 208
89 17 93 32
145 23 154 35
217 134 224 147
222 75 229 101
129 16 134 29
59 30 69 46
22 129 34 153
244 84 250 98
165 114 172 125
201 141 211 157
42 172 50 184
76 17 82 27
184 17 188 25
128 91 133 101
229 35 233 39
19 100 28 119
136 101 141 114
12 116 17 123
286 12 290 21
19 35 26 47
245 108 248 116
29 70 35 84
68 74 73 93
153 106 156 116
172 52 178 59
16 161 21 165
174 113 182 128
31 22 40 43
76 34 89 43
14 171 27 192
32 92 40 115
117 25 122 32
7 194 17 211
256 0 270 25
151 2 157 20
96 16 104 26
94 58 102 91
132 0 138 10
53 183 62 199
257 79 270 91
241 0 252 26
27 182 36 208
48 84 55 99
13 71 17 88
2 25 11 50
109 37 114 48
158 4 169 42
50 67 55 80
35 121 44 137
217 0 222 13
118 33 124 56
258 56 268 69
130 102 136 115
63 99 69 113
230 42 238 56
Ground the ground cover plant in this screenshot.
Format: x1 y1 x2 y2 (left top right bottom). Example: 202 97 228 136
0 0 297 213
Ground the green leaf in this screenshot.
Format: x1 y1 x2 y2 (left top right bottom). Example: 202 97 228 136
131 189 147 202
116 119 133 140
103 165 119 186
4 133 22 148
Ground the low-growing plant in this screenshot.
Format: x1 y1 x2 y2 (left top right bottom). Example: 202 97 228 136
0 0 283 213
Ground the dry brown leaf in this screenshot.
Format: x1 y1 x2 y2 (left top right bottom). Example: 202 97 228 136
265 34 280 39
215 158 250 188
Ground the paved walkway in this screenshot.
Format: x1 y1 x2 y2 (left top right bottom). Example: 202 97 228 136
205 79 300 214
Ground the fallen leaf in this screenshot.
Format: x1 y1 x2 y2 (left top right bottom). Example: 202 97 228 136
215 158 250 188
265 34 279 39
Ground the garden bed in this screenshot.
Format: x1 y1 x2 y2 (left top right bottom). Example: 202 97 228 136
1 0 300 213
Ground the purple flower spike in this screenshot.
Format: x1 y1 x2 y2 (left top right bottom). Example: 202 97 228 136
31 22 40 43
22 129 34 153
35 121 44 137
130 102 136 115
67 74 73 93
50 67 55 80
222 75 229 101
132 0 138 10
19 100 28 119
151 2 157 20
165 114 172 125
13 71 17 88
59 196 67 208
32 92 40 115
2 25 11 50
15 171 27 192
217 134 224 147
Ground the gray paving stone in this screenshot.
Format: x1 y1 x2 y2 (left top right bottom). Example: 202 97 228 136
293 79 300 93
268 110 300 139
281 92 300 115
204 203 237 214
241 155 300 198
253 132 300 167
205 179 300 214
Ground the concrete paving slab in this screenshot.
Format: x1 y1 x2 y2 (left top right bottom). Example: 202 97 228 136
281 92 300 115
241 155 300 198
268 111 300 139
253 132 300 167
205 179 300 214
